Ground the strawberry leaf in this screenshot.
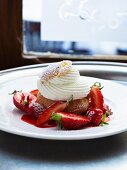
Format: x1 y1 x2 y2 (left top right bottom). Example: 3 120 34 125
92 82 104 90
101 113 106 122
100 113 109 126
100 122 109 126
22 100 29 106
9 90 22 95
52 113 63 129
52 113 62 122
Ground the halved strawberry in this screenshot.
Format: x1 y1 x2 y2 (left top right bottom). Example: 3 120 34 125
30 89 39 97
28 102 45 118
86 108 103 125
89 86 104 111
52 112 90 130
36 101 68 126
13 91 37 113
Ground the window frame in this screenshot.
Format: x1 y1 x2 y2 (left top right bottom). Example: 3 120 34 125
0 0 35 70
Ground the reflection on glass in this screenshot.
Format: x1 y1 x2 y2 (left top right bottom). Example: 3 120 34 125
23 0 127 55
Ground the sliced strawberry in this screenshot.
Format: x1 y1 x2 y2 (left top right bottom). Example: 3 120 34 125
89 86 104 110
52 112 90 130
36 101 68 126
30 89 39 97
103 104 113 116
13 91 37 113
86 108 103 125
28 102 45 118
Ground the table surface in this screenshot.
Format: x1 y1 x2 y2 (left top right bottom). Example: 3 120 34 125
0 62 127 170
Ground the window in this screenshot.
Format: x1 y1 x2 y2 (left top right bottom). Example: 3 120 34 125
0 0 127 70
23 0 127 61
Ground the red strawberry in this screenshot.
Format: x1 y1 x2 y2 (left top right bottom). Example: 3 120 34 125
52 112 90 130
13 91 37 113
86 108 103 125
30 89 39 97
28 102 45 118
89 86 104 110
36 101 68 126
103 104 113 116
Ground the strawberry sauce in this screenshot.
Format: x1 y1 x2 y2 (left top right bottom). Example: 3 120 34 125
21 114 57 128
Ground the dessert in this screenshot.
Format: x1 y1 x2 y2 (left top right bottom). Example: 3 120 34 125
37 60 90 114
12 60 112 130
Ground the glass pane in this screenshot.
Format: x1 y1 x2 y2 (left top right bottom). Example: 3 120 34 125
23 0 127 56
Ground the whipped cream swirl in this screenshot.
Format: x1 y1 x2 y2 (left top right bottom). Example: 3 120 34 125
37 60 90 101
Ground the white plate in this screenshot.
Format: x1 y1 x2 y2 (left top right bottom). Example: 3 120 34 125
0 67 127 140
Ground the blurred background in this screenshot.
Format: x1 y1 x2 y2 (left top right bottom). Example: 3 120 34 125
23 0 127 56
1 0 127 70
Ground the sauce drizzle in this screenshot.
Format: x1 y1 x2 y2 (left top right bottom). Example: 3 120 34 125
21 114 57 128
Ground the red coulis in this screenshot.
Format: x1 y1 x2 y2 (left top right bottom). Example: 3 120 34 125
21 114 57 128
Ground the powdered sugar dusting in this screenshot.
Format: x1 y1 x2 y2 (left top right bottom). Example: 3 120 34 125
40 60 72 82
38 60 91 100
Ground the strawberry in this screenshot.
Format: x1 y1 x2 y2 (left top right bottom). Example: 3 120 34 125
36 101 68 126
89 86 104 110
28 102 45 118
86 108 103 125
103 104 113 116
52 112 90 130
13 91 37 113
30 89 39 97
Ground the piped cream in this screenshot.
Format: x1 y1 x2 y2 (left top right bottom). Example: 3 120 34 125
37 60 91 100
